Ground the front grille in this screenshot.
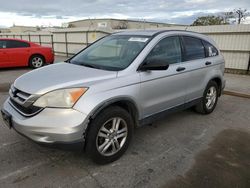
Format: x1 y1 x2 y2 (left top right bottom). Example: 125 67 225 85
9 98 42 116
9 86 31 104
9 85 42 116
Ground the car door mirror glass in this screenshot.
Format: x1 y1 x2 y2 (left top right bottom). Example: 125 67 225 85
140 58 169 71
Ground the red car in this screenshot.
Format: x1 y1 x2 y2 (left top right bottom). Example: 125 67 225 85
0 38 54 69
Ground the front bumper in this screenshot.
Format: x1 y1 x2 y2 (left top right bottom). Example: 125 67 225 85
1 98 88 149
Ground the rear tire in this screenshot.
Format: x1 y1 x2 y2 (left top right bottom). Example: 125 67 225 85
86 106 134 164
29 55 45 69
195 80 219 114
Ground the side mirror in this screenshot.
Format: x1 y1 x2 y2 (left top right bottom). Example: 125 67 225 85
139 58 169 71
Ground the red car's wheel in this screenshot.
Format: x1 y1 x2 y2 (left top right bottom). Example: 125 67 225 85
29 55 45 69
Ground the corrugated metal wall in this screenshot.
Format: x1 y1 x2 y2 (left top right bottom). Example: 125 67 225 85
160 25 250 71
199 25 250 71
1 25 250 71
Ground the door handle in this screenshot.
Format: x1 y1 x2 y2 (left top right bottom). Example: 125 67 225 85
205 61 212 66
176 67 186 72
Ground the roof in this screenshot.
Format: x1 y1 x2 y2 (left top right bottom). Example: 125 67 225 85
112 29 202 36
112 29 215 45
0 38 31 43
113 29 161 36
68 18 186 26
10 25 37 29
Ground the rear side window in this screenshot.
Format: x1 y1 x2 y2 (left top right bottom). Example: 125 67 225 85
202 40 218 57
182 36 205 61
145 36 182 64
6 40 30 48
0 40 7 49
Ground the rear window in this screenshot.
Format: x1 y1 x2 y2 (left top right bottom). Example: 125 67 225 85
202 40 218 57
6 40 30 48
182 36 205 61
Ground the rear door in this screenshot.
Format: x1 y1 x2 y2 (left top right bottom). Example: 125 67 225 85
139 36 188 118
6 40 31 66
0 40 10 67
180 36 208 102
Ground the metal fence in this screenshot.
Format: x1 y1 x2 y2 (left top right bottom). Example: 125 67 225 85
187 25 250 73
0 29 111 57
1 25 250 73
52 28 111 57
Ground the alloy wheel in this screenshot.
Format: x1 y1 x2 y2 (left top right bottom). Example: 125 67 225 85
32 57 43 68
206 86 217 110
96 117 128 156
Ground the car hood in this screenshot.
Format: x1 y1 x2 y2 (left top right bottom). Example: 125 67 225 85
13 63 117 95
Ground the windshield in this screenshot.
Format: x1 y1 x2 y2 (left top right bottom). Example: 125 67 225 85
70 35 151 71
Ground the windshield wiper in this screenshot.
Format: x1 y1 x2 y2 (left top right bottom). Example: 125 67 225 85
80 63 101 69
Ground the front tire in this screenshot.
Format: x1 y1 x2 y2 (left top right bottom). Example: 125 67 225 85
195 80 219 114
86 106 134 164
29 55 45 69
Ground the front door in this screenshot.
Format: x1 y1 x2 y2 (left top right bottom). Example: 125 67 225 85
139 36 188 118
6 40 30 66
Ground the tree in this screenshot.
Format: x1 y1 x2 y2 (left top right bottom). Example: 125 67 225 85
68 23 75 28
191 15 227 26
113 21 128 29
234 8 249 24
222 12 234 24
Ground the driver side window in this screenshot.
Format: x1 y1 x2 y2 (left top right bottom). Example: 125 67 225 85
0 40 7 49
146 36 182 64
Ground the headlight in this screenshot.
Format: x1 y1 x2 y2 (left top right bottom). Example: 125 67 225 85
33 88 88 108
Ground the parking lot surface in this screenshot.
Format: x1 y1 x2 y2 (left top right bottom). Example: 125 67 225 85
0 63 250 187
224 73 250 95
0 90 250 187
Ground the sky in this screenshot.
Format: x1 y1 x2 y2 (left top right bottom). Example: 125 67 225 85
0 0 250 27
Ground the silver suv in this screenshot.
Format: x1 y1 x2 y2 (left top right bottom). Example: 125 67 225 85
1 30 225 164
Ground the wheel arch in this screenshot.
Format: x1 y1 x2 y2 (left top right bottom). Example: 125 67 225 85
89 97 140 127
82 97 139 151
210 77 222 96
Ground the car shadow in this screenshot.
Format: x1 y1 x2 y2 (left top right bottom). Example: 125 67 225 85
0 67 31 72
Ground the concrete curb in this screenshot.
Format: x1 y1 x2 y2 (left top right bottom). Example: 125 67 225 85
223 90 250 99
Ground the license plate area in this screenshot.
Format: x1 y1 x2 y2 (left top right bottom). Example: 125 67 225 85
1 109 12 129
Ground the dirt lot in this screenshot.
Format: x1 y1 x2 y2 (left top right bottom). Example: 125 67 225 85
0 67 250 188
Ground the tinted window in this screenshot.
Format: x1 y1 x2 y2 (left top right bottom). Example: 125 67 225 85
6 40 30 48
182 36 205 61
0 40 7 49
145 36 182 64
203 40 218 57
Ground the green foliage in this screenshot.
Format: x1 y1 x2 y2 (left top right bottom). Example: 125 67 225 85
191 15 228 26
